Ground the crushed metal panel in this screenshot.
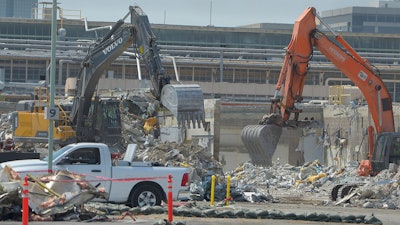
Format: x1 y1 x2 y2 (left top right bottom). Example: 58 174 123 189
26 170 107 216
0 165 21 181
37 191 105 217
0 165 22 219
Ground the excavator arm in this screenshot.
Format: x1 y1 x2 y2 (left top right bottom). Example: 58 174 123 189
276 7 394 133
314 30 394 132
11 5 205 147
130 6 169 99
69 20 133 142
70 5 205 142
129 6 205 128
241 7 395 168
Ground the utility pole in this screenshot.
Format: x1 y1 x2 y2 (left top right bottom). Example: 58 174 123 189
209 1 213 26
48 0 57 172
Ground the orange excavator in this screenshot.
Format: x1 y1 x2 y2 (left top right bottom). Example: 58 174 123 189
241 7 400 176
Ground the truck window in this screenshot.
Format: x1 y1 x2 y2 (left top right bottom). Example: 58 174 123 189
66 148 100 165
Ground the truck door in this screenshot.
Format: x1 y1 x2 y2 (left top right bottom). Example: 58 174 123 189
56 147 111 191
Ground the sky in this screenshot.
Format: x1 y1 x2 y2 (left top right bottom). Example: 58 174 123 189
55 0 376 27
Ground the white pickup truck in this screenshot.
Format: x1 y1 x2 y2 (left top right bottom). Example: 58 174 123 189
0 142 190 207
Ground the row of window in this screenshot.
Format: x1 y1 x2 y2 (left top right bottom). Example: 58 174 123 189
354 14 400 23
2 20 400 50
1 58 400 101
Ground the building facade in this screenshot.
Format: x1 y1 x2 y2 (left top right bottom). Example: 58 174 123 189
321 0 400 34
0 0 37 19
0 4 400 103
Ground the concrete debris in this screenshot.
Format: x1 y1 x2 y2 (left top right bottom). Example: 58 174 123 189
0 96 398 223
221 160 400 211
0 167 107 221
0 175 21 221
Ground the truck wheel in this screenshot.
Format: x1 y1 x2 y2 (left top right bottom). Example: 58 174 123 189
130 185 162 207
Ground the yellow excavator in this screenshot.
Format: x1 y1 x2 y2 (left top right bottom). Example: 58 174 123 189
9 6 205 147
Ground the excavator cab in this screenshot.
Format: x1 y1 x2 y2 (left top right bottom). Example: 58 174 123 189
387 135 400 165
81 98 123 144
361 132 400 176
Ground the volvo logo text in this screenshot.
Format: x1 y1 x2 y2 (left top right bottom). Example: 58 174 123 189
103 37 123 55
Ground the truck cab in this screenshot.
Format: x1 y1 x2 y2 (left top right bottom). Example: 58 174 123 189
1 142 190 207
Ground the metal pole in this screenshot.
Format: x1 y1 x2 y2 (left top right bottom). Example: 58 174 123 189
219 51 223 82
209 1 213 26
48 0 57 172
225 175 231 206
210 175 215 206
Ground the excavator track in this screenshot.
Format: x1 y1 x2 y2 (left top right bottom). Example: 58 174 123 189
241 124 282 166
161 84 205 129
331 183 361 203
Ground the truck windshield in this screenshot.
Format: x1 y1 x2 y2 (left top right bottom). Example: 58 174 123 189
43 145 74 162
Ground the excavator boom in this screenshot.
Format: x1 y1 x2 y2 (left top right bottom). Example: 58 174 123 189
129 6 205 128
11 5 205 147
241 7 396 171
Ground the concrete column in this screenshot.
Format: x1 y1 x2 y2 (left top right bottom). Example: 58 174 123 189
192 66 195 82
232 68 235 83
219 51 223 82
25 60 28 82
10 60 14 82
213 100 221 161
319 72 324 85
266 70 270 84
246 68 249 84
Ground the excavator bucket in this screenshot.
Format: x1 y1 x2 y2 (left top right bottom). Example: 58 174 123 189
241 124 282 167
160 84 205 128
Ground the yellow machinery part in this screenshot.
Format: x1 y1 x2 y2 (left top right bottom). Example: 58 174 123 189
143 117 158 134
13 112 76 142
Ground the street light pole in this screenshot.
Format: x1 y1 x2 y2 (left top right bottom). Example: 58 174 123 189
48 0 57 172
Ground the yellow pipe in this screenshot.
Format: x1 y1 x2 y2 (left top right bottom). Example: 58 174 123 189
225 175 231 206
210 175 215 206
27 174 62 198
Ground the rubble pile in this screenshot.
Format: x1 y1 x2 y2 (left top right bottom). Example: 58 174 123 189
0 167 107 221
120 114 225 201
0 94 397 223
226 160 338 202
0 166 21 221
136 142 223 176
223 160 400 210
354 165 400 209
118 92 221 169
2 96 400 211
119 94 225 184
